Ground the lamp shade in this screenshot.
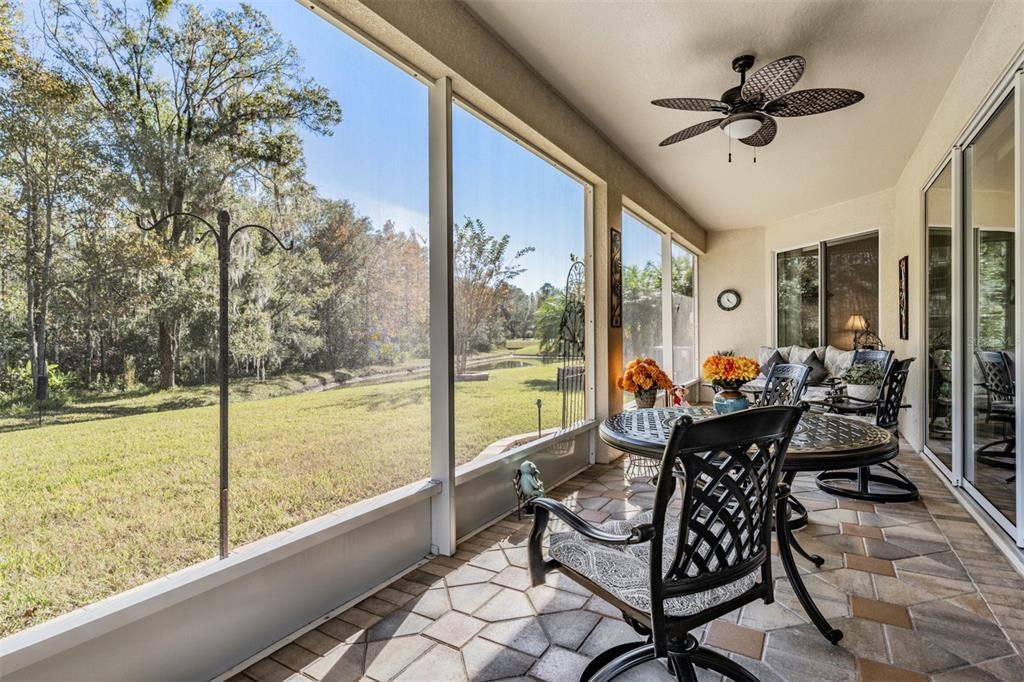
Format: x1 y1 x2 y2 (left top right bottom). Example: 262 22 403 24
845 314 868 331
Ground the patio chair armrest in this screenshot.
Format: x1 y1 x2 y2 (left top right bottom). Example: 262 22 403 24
526 497 654 586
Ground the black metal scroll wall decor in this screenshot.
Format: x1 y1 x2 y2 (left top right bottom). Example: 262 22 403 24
610 227 622 328
138 209 293 559
558 260 586 430
899 255 909 340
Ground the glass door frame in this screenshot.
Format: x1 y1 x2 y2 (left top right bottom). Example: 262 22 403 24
921 66 1024 546
921 157 959 485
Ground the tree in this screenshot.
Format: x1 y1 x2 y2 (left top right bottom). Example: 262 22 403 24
42 0 342 387
453 217 532 374
0 56 102 400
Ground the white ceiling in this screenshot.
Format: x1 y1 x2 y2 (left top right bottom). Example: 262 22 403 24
464 0 994 230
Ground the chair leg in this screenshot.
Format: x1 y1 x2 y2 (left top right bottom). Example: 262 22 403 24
692 647 760 682
667 651 698 682
587 642 657 682
580 641 648 681
976 437 1016 470
815 464 919 503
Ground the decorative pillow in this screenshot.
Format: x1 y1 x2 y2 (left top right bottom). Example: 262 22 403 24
790 345 826 364
758 346 779 365
824 345 855 378
802 351 829 385
759 350 785 379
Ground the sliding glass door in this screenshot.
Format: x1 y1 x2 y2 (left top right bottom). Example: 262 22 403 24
824 234 879 349
925 163 954 471
964 95 1017 526
776 246 820 347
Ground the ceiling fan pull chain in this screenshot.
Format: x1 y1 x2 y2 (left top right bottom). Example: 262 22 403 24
728 135 732 163
754 148 757 164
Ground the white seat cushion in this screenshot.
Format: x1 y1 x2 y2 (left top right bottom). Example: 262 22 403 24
548 511 758 617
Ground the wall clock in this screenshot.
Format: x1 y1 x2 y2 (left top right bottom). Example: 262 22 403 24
717 289 741 311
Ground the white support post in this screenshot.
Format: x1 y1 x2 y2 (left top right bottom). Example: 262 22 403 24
951 146 965 488
661 232 674 388
429 76 456 556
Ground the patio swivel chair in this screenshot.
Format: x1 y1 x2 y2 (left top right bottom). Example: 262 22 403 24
974 350 1016 471
527 406 803 682
849 349 895 381
756 362 811 407
814 358 918 502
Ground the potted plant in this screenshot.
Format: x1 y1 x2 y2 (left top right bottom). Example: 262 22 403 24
843 362 885 401
703 354 760 414
618 357 673 408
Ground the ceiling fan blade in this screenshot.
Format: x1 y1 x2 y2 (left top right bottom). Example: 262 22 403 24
652 97 728 112
741 55 805 104
658 118 722 146
764 88 865 117
739 116 777 147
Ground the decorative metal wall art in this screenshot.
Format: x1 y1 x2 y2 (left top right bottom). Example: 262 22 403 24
138 209 293 559
899 255 909 340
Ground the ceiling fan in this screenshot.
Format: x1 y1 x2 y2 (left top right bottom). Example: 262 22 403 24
652 54 864 152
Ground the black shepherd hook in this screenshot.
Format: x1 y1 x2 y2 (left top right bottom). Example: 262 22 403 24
137 209 293 559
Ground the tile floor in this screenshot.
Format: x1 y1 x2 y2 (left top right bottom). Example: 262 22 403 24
232 446 1024 681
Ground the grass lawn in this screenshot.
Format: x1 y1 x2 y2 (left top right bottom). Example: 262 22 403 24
0 361 565 636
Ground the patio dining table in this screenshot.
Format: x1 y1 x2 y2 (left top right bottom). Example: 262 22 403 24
599 406 900 646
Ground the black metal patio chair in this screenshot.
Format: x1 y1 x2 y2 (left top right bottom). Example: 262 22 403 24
975 350 1016 471
813 357 918 502
756 362 811 407
527 406 802 681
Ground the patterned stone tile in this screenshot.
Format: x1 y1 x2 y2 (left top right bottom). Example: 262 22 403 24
461 636 536 681
530 646 592 682
240 448 1024 682
579 617 644 656
479 616 550 656
466 587 533 623
393 642 467 681
423 611 486 648
703 621 764 660
300 642 364 682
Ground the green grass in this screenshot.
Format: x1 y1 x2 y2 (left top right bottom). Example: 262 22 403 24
0 361 564 635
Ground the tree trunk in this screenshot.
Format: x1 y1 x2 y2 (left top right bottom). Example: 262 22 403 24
158 319 177 388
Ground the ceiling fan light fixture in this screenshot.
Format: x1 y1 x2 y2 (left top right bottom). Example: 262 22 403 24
720 114 764 139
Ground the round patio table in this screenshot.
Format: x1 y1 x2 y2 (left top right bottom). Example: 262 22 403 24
599 406 899 645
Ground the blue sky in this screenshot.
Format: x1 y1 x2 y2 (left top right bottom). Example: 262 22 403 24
16 0 585 294
229 0 585 294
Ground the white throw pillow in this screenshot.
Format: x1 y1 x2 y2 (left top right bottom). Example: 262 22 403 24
758 346 777 365
824 346 855 378
789 346 825 364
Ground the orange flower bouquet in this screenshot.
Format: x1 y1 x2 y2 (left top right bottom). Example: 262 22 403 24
617 357 673 408
702 354 760 390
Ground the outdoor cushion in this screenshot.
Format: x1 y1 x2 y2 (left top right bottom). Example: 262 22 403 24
741 379 833 403
824 346 856 379
802 351 829 385
759 350 785 379
549 511 758 618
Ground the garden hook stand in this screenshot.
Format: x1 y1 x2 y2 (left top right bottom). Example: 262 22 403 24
138 209 293 559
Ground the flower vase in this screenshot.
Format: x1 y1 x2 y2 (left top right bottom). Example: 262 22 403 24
634 388 658 408
713 383 748 414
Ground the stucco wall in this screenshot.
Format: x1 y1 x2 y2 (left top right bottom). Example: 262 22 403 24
699 227 768 360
